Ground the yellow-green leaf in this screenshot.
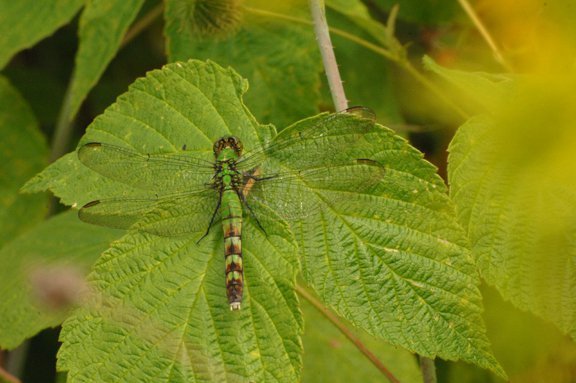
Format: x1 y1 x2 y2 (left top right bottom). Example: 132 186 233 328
0 0 84 69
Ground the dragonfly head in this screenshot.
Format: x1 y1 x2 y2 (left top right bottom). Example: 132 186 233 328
213 136 243 158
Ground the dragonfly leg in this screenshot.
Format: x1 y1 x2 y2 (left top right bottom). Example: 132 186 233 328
197 191 222 244
237 190 267 236
243 168 276 182
245 174 275 181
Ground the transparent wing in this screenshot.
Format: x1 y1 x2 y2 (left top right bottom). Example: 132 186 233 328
79 190 219 239
237 107 385 222
244 159 386 222
78 143 215 193
237 107 378 173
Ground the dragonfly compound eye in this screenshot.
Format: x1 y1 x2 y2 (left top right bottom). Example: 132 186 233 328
231 137 243 155
213 137 228 156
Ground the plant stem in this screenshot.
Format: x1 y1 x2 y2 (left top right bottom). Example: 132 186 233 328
0 367 20 383
55 371 68 383
4 342 28 383
308 0 348 111
49 79 76 162
457 0 512 71
122 3 164 47
418 355 437 383
295 284 400 383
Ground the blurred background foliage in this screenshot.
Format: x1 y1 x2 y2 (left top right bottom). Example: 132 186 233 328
1 0 576 382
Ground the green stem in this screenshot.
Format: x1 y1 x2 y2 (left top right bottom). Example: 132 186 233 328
3 341 28 383
295 284 400 383
55 371 68 383
122 3 164 47
419 355 437 383
456 0 512 72
49 78 76 163
309 0 348 111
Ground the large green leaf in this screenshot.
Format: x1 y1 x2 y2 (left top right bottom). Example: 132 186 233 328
287 117 504 377
24 59 503 379
431 60 576 341
0 211 121 349
0 0 85 69
0 76 48 247
448 103 576 339
164 1 322 128
64 0 146 123
26 60 301 383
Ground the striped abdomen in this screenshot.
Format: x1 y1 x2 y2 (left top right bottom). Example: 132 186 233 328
221 188 243 310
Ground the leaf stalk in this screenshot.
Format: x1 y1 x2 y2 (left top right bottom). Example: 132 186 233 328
419 355 437 383
296 284 400 383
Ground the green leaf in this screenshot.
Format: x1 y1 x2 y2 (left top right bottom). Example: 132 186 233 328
164 1 322 128
0 211 121 349
27 60 302 383
0 76 48 247
0 0 84 69
448 76 576 341
435 58 576 342
423 56 514 113
286 113 505 377
65 0 146 123
301 297 422 383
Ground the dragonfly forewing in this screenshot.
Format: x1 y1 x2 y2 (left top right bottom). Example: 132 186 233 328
78 142 214 193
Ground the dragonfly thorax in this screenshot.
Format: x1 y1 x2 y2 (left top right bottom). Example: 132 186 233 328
213 136 243 160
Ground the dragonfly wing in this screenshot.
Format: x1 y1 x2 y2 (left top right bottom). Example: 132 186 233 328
245 159 386 222
78 143 214 193
237 108 379 172
79 190 219 239
79 198 157 230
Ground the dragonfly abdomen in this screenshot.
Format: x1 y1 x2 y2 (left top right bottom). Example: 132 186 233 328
221 187 244 311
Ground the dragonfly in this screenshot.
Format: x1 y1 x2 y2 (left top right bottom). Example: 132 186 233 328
77 108 386 310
